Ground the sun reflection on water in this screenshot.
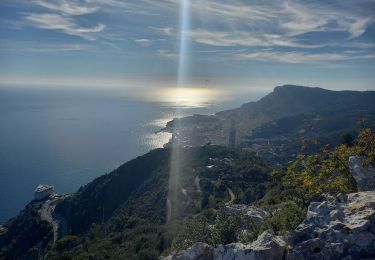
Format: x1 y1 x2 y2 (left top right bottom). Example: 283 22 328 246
157 87 224 108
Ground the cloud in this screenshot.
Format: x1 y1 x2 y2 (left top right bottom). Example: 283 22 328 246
135 38 153 46
0 40 90 52
158 49 177 59
149 26 175 36
184 0 374 48
280 1 328 36
235 50 375 64
349 17 373 38
33 0 99 16
26 13 105 40
188 29 323 48
27 0 105 40
26 43 88 52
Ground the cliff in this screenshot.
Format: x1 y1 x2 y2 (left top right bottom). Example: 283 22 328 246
164 156 375 260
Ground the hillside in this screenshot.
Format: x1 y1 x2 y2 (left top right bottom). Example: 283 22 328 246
163 85 375 163
2 86 375 259
46 145 272 259
48 128 375 259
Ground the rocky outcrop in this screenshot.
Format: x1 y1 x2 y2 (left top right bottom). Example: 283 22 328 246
287 191 375 259
164 242 214 260
349 156 375 191
164 192 375 260
165 156 375 260
163 231 286 260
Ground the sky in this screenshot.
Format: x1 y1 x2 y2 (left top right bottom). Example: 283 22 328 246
0 0 374 93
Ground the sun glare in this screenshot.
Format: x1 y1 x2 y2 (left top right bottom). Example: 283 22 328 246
158 87 223 107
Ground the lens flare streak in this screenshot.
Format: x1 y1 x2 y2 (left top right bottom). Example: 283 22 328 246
167 0 191 222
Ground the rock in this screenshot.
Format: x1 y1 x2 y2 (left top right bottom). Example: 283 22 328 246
213 231 286 260
163 242 214 260
224 204 268 226
349 156 375 191
163 231 286 260
165 192 375 260
165 189 375 260
287 191 375 259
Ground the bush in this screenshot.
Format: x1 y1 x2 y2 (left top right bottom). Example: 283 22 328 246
260 201 306 235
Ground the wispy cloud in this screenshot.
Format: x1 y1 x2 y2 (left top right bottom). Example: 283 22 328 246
25 0 105 40
349 17 373 38
235 50 375 64
149 26 175 36
0 40 89 52
158 49 177 59
3 0 375 68
26 13 105 40
33 0 99 16
135 38 153 46
188 29 323 49
183 0 374 49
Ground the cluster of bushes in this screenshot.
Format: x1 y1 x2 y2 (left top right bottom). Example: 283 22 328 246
171 209 258 251
281 128 375 204
257 128 375 237
0 204 52 259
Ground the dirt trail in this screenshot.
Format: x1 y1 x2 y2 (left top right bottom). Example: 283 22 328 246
225 187 236 205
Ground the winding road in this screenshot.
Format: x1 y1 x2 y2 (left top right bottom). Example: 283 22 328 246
39 195 68 243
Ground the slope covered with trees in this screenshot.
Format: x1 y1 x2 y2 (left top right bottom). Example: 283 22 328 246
48 145 272 259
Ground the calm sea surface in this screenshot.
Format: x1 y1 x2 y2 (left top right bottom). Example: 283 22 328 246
0 86 255 222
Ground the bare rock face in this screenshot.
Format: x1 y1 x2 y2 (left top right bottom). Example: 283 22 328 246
164 242 214 260
349 156 375 191
287 191 375 259
213 231 286 260
164 155 375 260
164 192 375 260
163 231 286 260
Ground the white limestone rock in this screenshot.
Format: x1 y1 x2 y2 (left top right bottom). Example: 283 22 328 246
349 156 375 191
287 191 375 259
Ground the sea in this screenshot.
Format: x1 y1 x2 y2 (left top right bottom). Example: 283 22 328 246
0 86 263 223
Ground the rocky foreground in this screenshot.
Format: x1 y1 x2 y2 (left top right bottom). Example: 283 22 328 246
164 156 375 260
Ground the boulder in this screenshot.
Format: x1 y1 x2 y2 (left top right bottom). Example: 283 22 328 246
287 191 375 259
349 156 375 191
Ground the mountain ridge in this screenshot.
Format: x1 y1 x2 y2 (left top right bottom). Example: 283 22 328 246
164 85 375 163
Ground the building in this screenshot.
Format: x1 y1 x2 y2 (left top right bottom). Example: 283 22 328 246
34 184 54 201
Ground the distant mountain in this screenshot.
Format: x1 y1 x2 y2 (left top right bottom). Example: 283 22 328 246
163 85 375 163
239 85 375 116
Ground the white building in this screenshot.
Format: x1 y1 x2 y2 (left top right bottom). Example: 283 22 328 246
34 184 54 201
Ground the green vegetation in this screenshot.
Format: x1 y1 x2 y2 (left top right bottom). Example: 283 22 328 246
282 128 375 204
246 111 375 164
54 128 374 257
0 204 52 259
171 210 256 251
47 145 272 259
3 129 375 259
